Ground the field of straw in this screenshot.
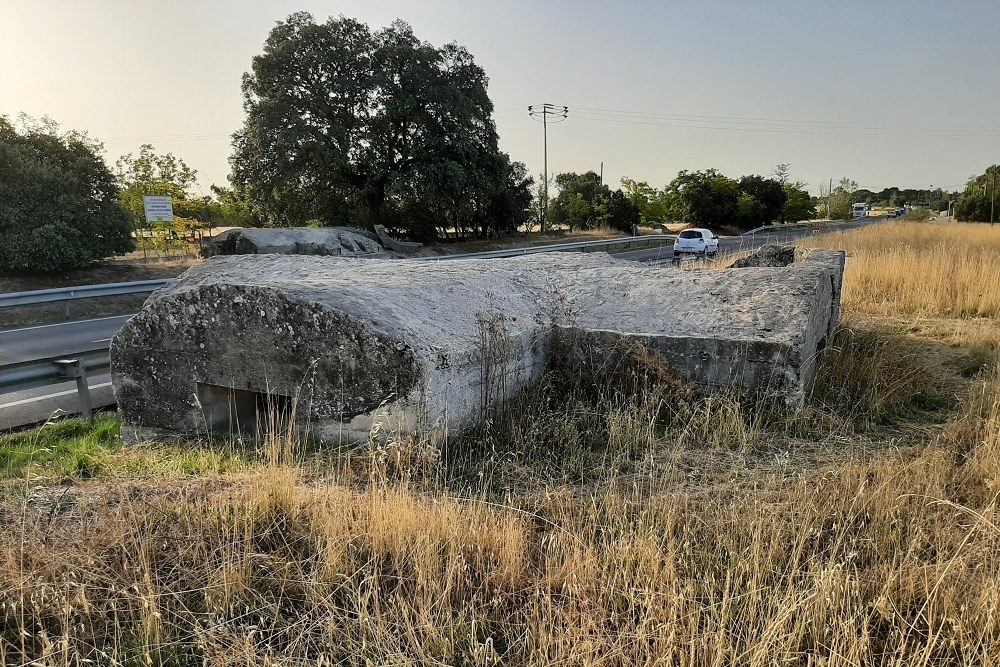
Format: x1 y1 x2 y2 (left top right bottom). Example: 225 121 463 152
2 220 1000 666
800 220 1000 318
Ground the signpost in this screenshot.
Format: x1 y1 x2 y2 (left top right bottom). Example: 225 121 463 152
143 196 173 222
140 196 173 261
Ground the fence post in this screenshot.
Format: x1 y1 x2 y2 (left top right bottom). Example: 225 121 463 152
54 359 93 420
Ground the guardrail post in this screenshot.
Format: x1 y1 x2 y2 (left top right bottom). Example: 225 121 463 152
54 359 93 420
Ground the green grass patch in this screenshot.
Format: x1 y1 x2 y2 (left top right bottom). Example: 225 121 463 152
0 414 121 478
0 415 254 480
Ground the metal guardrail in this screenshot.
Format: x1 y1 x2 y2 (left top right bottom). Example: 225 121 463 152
740 219 856 236
0 346 111 420
414 234 676 261
0 279 169 309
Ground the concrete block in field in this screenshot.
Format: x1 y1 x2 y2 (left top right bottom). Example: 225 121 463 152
111 246 844 443
202 227 384 258
374 224 423 254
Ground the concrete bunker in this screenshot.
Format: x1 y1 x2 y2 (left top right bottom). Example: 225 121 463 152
111 246 845 444
202 227 385 258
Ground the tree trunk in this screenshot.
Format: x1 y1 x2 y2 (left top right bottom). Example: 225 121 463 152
366 187 386 228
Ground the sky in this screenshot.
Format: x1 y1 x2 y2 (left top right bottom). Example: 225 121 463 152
2 0 999 198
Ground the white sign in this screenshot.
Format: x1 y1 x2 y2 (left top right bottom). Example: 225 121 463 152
143 196 174 222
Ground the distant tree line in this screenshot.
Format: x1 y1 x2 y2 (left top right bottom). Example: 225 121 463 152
955 165 1000 222
849 185 959 213
614 165 815 231
545 172 640 233
8 10 999 274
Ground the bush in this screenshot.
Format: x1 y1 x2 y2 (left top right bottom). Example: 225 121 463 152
0 116 133 273
0 222 90 272
900 208 930 221
955 194 993 222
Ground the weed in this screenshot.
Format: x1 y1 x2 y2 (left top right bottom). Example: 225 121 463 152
808 322 959 429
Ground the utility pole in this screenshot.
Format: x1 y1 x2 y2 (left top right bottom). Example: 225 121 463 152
528 104 569 233
991 166 996 225
599 161 603 187
827 178 832 219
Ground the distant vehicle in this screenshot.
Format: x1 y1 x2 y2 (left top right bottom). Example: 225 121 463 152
886 210 899 218
673 228 719 256
852 203 869 219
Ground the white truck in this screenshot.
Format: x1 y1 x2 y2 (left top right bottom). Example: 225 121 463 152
851 203 869 219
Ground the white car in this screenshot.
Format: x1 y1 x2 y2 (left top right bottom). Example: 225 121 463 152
673 228 719 256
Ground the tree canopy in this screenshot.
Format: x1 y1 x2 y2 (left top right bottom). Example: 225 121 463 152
115 144 198 225
620 177 678 224
828 177 858 220
230 12 530 239
737 175 787 228
548 172 640 232
664 169 739 229
782 183 817 222
618 169 787 230
955 164 999 222
0 115 133 273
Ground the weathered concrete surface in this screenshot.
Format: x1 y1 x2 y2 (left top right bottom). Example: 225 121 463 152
202 227 384 258
374 224 423 254
111 246 844 443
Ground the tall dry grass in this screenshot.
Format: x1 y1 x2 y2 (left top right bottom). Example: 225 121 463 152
800 221 1000 318
3 382 1000 665
4 220 1000 664
4 335 999 665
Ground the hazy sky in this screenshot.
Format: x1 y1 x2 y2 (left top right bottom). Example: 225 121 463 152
3 0 998 197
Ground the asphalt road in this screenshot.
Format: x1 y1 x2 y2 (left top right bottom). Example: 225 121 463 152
615 217 883 263
0 373 114 431
0 314 132 365
0 218 886 430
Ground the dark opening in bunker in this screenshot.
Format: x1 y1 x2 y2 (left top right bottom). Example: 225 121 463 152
196 382 293 437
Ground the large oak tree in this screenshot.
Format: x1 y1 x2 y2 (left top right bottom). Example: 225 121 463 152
231 13 529 236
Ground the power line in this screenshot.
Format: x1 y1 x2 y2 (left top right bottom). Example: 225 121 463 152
569 105 1000 133
569 112 1000 138
528 104 568 233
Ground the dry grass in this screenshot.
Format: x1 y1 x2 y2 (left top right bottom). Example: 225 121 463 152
3 221 1000 664
800 220 1000 318
3 376 1000 665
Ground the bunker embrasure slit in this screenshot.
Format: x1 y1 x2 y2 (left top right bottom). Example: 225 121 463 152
196 382 293 438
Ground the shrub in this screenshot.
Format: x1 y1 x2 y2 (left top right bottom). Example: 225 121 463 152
0 115 133 273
